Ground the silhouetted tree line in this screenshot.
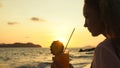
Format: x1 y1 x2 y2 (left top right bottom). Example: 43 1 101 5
0 42 42 47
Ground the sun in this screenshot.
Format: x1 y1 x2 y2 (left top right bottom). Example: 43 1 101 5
58 38 66 43
54 37 67 46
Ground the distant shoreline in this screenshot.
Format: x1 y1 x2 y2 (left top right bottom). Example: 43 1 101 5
0 47 42 48
0 42 42 48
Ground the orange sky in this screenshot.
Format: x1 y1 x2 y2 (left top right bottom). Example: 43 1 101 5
0 0 105 48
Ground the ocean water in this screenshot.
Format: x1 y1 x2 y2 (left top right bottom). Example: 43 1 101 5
0 48 94 68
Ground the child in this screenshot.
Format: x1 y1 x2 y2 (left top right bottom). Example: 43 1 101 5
50 40 73 68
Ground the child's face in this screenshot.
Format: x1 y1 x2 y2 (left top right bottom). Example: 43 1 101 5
50 46 55 55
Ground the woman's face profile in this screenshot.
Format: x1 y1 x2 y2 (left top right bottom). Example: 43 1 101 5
83 4 104 36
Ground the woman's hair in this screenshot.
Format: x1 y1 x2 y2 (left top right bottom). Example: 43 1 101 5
85 0 120 37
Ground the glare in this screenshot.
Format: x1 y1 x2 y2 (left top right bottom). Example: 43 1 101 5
58 38 65 43
57 37 67 45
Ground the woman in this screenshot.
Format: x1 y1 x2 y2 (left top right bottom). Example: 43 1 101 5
83 0 120 68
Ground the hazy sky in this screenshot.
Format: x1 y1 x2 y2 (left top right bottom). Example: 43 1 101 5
0 0 105 48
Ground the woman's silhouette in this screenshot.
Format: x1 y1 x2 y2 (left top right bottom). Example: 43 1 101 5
83 0 120 68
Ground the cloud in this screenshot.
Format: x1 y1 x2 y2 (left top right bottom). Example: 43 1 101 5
30 17 46 22
7 22 18 25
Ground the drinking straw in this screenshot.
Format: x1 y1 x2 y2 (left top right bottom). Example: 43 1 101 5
64 28 75 51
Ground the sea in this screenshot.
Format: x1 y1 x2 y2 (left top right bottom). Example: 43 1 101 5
0 48 94 68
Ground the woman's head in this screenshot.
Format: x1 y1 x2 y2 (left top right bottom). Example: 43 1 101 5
83 0 105 36
83 0 120 38
50 40 64 55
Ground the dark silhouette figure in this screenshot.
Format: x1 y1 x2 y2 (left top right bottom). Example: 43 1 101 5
83 0 120 68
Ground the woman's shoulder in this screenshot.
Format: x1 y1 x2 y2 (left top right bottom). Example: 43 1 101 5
95 39 115 54
95 38 120 59
97 38 120 49
97 39 112 48
94 39 120 67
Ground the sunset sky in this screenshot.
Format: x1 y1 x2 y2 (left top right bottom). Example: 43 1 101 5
0 0 105 48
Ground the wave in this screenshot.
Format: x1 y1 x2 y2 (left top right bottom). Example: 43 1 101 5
72 62 90 68
15 62 89 68
70 55 93 59
15 62 51 68
0 48 93 68
0 56 10 61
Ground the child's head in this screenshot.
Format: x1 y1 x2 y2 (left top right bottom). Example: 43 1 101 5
50 40 64 55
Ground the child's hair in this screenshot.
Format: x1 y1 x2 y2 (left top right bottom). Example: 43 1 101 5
50 40 64 55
